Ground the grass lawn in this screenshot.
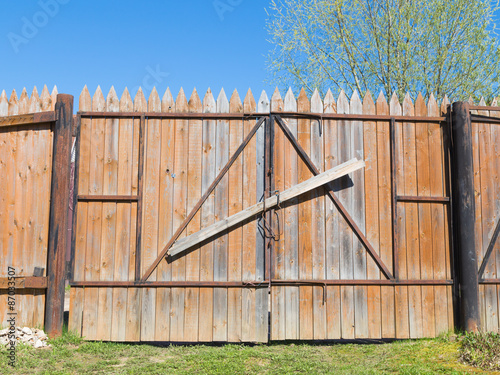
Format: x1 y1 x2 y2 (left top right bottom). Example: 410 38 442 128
0 331 496 374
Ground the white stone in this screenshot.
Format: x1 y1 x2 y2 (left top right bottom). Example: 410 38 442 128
33 339 44 348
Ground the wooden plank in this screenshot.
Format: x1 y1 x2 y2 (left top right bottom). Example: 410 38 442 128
255 90 269 343
393 94 409 340
241 89 257 342
470 104 486 329
10 90 28 326
310 89 327 340
183 89 202 341
69 86 91 336
213 89 230 341
154 88 175 342
283 88 299 340
0 112 55 127
489 100 500 331
125 88 146 342
0 90 9 327
337 90 354 339
170 88 188 341
400 93 422 339
324 89 341 340
37 86 54 328
82 87 106 340
227 89 243 342
363 91 382 339
198 89 216 342
296 88 313 340
19 89 33 327
415 94 436 337
270 88 285 341
96 87 119 341
376 92 396 338
428 94 449 335
351 91 368 339
111 88 134 341
478 99 497 332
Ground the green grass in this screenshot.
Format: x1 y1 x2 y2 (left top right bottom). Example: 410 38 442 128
0 331 494 374
460 331 500 371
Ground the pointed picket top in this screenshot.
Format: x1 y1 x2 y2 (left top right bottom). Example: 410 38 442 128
389 92 401 116
337 89 349 114
376 91 389 115
350 89 362 115
106 86 119 112
323 89 336 114
188 88 202 113
133 87 147 112
51 86 58 111
441 95 450 116
284 87 297 112
0 90 8 116
217 88 229 113
296 87 309 112
271 87 283 112
229 89 242 113
176 87 188 112
243 88 256 112
19 88 29 114
467 96 474 106
80 86 92 112
257 90 270 113
203 88 216 113
491 97 498 107
40 85 52 111
148 87 161 112
8 89 18 116
29 87 41 113
427 93 438 116
413 93 425 117
404 92 415 116
362 90 375 114
119 88 133 112
92 86 106 112
479 97 486 106
311 88 323 113
162 88 174 112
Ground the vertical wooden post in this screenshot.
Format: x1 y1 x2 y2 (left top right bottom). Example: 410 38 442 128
45 94 74 337
450 101 479 332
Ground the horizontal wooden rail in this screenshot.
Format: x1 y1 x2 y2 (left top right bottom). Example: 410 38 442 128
0 277 47 289
397 195 450 203
77 111 445 123
479 279 500 284
69 279 453 287
0 112 55 128
77 195 139 202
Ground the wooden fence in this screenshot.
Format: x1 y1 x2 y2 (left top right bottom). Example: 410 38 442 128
1 84 499 341
0 86 72 336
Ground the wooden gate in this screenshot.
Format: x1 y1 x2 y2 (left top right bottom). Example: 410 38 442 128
69 86 455 342
269 89 453 340
69 87 271 342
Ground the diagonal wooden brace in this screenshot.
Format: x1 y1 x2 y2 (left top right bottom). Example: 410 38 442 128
167 158 365 258
275 115 394 280
141 116 267 282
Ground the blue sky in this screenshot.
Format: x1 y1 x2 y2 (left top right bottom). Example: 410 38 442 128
0 0 272 109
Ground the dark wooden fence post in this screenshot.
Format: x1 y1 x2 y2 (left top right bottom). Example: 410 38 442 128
451 101 479 332
45 94 74 337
